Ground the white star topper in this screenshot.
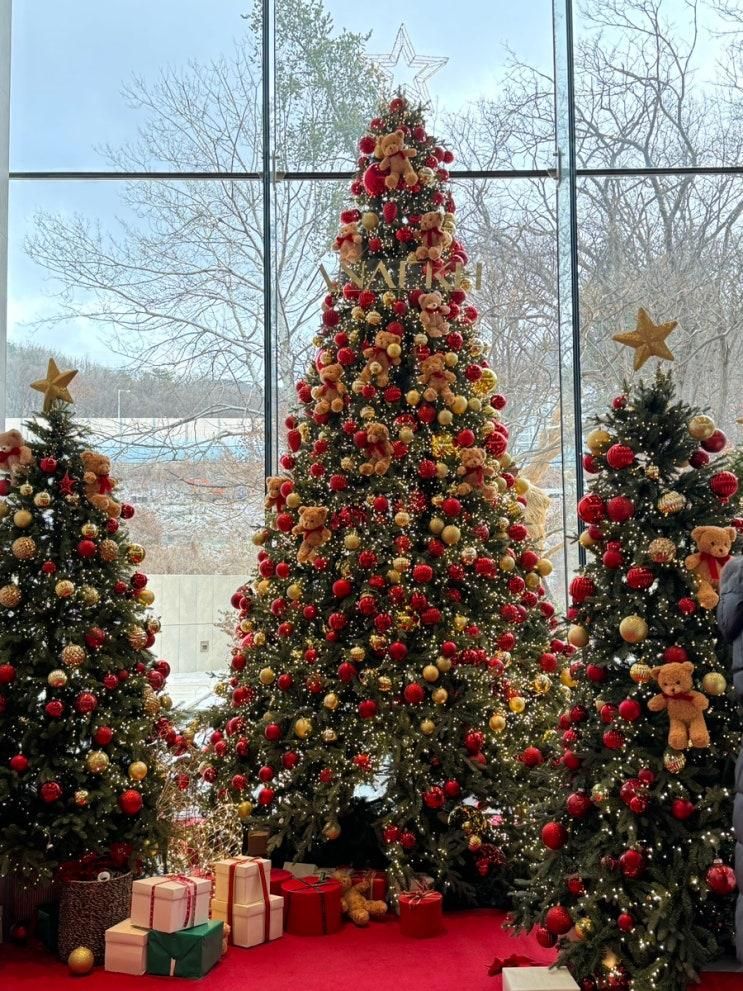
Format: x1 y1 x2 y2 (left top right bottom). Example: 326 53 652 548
369 24 448 102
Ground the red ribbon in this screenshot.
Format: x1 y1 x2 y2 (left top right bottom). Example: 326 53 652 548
661 690 696 702
488 954 536 976
406 889 440 905
295 876 331 933
0 447 20 464
149 874 197 930
226 857 270 945
699 550 731 582
97 474 115 495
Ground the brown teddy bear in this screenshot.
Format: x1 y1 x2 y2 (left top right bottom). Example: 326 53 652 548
684 524 736 609
333 870 388 927
359 330 402 387
265 475 289 513
0 428 34 479
456 446 496 499
417 291 451 338
292 506 331 564
376 129 418 189
334 222 363 265
522 482 552 551
80 450 121 518
361 423 393 476
419 353 457 407
647 661 710 749
415 211 452 261
312 363 347 416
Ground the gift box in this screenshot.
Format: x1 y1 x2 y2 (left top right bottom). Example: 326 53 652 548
146 919 223 978
131 874 210 934
104 918 149 976
282 861 318 878
502 967 578 991
399 891 443 938
214 856 271 906
247 830 270 857
211 893 283 948
350 869 388 901
282 875 343 936
37 902 60 953
270 869 293 897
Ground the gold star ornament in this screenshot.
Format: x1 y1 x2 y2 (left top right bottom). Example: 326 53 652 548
612 308 677 370
31 358 78 411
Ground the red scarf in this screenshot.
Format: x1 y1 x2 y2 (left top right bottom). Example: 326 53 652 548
466 466 485 487
0 447 20 464
367 441 390 458
422 228 442 247
699 551 731 582
662 691 695 702
97 475 114 495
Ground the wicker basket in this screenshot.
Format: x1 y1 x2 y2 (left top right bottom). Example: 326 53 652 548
57 872 132 963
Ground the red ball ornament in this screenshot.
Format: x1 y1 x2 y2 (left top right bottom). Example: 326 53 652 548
535 925 557 948
423 786 445 809
617 913 635 933
40 781 62 803
258 787 275 806
618 699 642 722
93 725 114 746
702 429 727 453
626 566 653 589
404 683 425 705
566 792 592 818
710 470 738 501
606 444 635 469
541 821 568 850
45 700 64 718
39 456 58 473
603 547 624 568
0 663 16 684
619 848 646 878
358 699 378 719
566 876 585 896
9 754 29 773
443 779 461 798
521 746 544 768
603 729 625 750
383 825 400 844
678 597 697 615
706 861 737 895
578 493 605 524
277 673 293 691
120 503 135 519
264 722 282 742
569 576 595 604
464 730 485 753
75 692 98 715
77 539 97 558
400 831 417 850
671 798 696 820
606 496 634 522
544 905 572 936
282 752 299 770
332 579 353 598
663 645 688 663
586 664 607 683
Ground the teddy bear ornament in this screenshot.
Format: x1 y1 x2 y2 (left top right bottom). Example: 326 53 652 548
647 661 710 749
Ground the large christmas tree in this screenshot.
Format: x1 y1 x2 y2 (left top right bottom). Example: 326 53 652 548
512 352 740 991
203 95 560 896
0 361 174 881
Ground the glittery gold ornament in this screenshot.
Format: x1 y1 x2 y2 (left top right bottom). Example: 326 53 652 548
591 783 607 804
394 511 410 528
489 713 507 732
19 483 33 496
65 493 80 506
619 614 648 643
436 657 452 673
396 609 418 631
344 532 361 550
657 491 685 515
460 546 477 565
702 672 727 696
99 539 119 562
349 646 365 662
61 644 86 667
127 543 145 564
127 626 148 650
159 694 172 710
499 554 516 572
323 821 341 840
688 415 716 440
254 630 267 646
431 434 454 458
568 624 589 647
468 834 483 852
508 696 526 713
32 488 51 505
645 464 660 480
137 588 155 606
454 614 468 632
630 662 652 684
294 717 313 739
259 667 275 685
237 801 253 819
420 718 436 735
422 664 439 683
322 729 337 742
533 674 552 695
48 669 68 688
143 689 160 716
128 761 148 781
73 789 90 807
432 687 448 704
287 582 302 601
81 522 99 538
586 428 612 454
575 917 593 940
369 634 387 651
0 503 9 519
67 947 94 975
55 580 75 599
323 692 339 710
12 537 37 559
13 509 33 529
648 537 676 564
86 750 109 774
80 585 99 606
0 584 22 608
664 750 686 774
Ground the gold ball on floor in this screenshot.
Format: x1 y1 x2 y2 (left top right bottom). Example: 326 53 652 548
68 946 95 975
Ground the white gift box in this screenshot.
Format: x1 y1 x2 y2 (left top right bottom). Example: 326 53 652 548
211 894 283 948
503 967 579 991
104 918 149 975
130 875 211 934
214 856 272 905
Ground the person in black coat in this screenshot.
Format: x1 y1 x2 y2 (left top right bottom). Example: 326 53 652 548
717 555 743 961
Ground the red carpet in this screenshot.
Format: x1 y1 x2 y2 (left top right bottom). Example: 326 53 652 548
1 910 740 989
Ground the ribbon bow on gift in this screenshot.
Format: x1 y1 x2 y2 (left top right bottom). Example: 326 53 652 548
149 874 198 930
488 954 537 976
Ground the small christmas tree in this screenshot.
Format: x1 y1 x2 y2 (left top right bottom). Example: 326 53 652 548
512 349 740 991
203 95 559 897
0 361 174 881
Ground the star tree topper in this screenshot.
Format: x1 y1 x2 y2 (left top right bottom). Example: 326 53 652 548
612 308 677 370
369 24 448 102
31 358 78 411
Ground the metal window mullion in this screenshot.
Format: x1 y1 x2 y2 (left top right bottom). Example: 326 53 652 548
261 0 275 478
0 0 11 429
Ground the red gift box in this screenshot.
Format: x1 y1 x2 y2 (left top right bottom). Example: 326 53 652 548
399 891 443 938
270 869 293 897
350 869 388 901
281 875 342 936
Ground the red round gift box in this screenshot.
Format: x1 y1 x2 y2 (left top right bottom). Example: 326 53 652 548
270 868 293 897
281 875 343 935
398 891 443 938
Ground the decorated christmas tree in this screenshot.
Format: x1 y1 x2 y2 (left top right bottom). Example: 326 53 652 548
203 95 560 897
0 361 175 881
511 333 740 991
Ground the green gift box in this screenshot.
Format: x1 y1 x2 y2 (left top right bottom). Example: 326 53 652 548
146 920 223 978
37 902 60 954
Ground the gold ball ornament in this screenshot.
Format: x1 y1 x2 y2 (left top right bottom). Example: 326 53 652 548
0 502 8 518
80 585 100 606
286 491 301 508
525 572 541 590
12 537 37 559
127 626 148 650
586 428 612 454
432 687 448 704
438 410 454 427
55 580 76 599
406 389 421 406
19 483 33 496
436 657 452 673
126 543 146 564
658 491 686 515
361 211 379 229
508 696 526 714
630 662 653 684
664 750 686 774
99 539 119 562
128 761 148 781
591 783 607 804
454 614 468 632
645 464 660 480
137 588 155 606
702 672 727 696
253 630 267 646
619 614 648 643
489 713 507 732
322 822 341 841
48 669 68 688
422 664 439 683
13 509 33 529
560 668 579 689
420 718 436 735
533 674 552 695
378 676 392 692
344 532 361 550
159 694 172 710
648 537 676 564
73 790 90 807
468 834 483 852
259 667 275 685
499 555 516 572
0 584 22 608
322 729 337 742
61 644 86 668
568 624 589 648
394 511 410 527
429 516 444 535
67 947 95 976
536 558 553 576
349 646 365 662
688 415 716 441
287 583 302 601
575 918 593 940
578 530 596 550
86 750 110 774
450 395 468 416
294 717 313 739
323 692 339 710
237 801 253 820
81 522 99 538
